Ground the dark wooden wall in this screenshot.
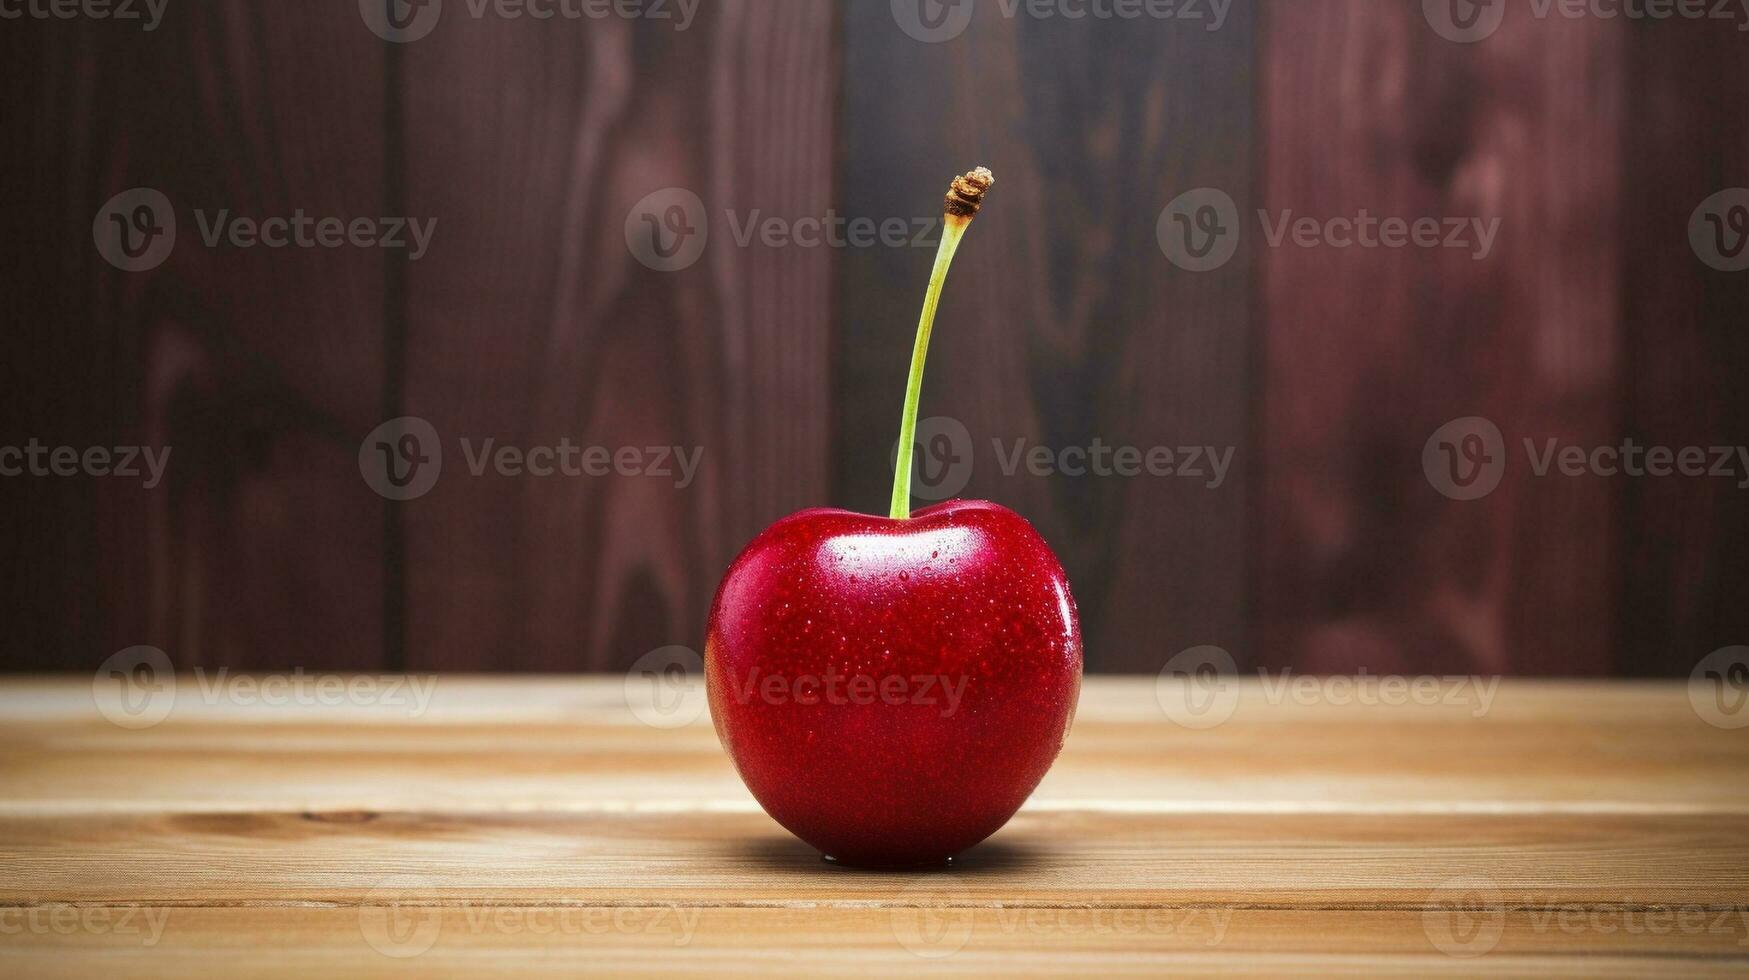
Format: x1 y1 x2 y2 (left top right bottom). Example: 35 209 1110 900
2 1 1744 675
1256 2 1749 676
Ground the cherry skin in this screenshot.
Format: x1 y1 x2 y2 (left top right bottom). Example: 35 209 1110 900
705 499 1082 868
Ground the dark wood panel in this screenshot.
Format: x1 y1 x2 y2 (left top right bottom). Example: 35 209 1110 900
398 2 838 670
1617 18 1749 674
0 4 387 671
3 2 1744 677
836 1 1257 673
0 19 110 670
1257 0 1626 675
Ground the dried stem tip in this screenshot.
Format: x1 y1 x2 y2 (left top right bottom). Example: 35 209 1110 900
943 167 995 220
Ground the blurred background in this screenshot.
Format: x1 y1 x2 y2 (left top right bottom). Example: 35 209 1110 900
2 0 1746 676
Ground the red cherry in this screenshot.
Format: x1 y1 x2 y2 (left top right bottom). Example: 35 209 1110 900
706 499 1082 867
704 168 1073 865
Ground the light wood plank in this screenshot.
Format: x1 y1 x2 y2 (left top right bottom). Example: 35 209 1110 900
3 907 1748 978
1 809 1746 907
3 679 1744 814
2 677 1746 974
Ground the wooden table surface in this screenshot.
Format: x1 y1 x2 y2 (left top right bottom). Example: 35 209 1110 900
2 676 1747 976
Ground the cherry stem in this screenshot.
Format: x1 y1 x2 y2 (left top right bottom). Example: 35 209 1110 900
889 218 969 519
889 167 994 520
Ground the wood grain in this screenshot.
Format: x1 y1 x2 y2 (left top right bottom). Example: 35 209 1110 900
397 1 837 672
0 3 387 672
1 677 1745 974
1616 16 1749 675
1257 0 1608 675
5 907 1749 979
